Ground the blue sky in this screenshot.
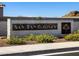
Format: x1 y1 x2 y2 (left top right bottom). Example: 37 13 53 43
2 2 79 17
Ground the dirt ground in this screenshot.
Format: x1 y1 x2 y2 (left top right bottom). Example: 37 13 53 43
54 38 68 43
0 39 9 47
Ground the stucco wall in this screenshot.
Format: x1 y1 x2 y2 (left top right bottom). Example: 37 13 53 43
73 21 79 31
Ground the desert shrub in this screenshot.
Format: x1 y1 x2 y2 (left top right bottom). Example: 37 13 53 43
72 30 79 34
24 34 57 43
64 34 79 41
7 34 57 45
7 36 26 45
35 34 57 43
24 34 36 41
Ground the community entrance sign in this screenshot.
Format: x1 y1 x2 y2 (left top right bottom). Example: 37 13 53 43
12 23 57 30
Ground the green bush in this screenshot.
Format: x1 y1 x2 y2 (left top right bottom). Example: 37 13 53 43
72 30 79 34
7 34 57 45
64 34 79 41
24 34 57 43
7 36 26 45
24 34 36 41
35 34 57 43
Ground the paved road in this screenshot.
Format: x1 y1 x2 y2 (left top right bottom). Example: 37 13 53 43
53 52 79 56
1 47 79 56
0 42 79 56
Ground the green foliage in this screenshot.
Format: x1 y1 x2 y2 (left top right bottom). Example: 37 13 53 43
7 36 26 45
72 30 79 34
24 34 36 41
36 17 42 20
64 34 79 41
24 34 57 43
64 30 79 41
7 34 57 45
35 34 57 43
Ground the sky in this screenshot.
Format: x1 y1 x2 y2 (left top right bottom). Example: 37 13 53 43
2 2 79 17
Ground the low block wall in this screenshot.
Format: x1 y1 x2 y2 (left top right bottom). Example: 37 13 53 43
6 18 74 37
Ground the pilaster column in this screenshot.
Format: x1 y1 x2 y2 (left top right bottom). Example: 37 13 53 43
7 18 11 39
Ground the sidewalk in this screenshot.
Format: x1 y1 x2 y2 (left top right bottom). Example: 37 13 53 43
0 41 79 55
